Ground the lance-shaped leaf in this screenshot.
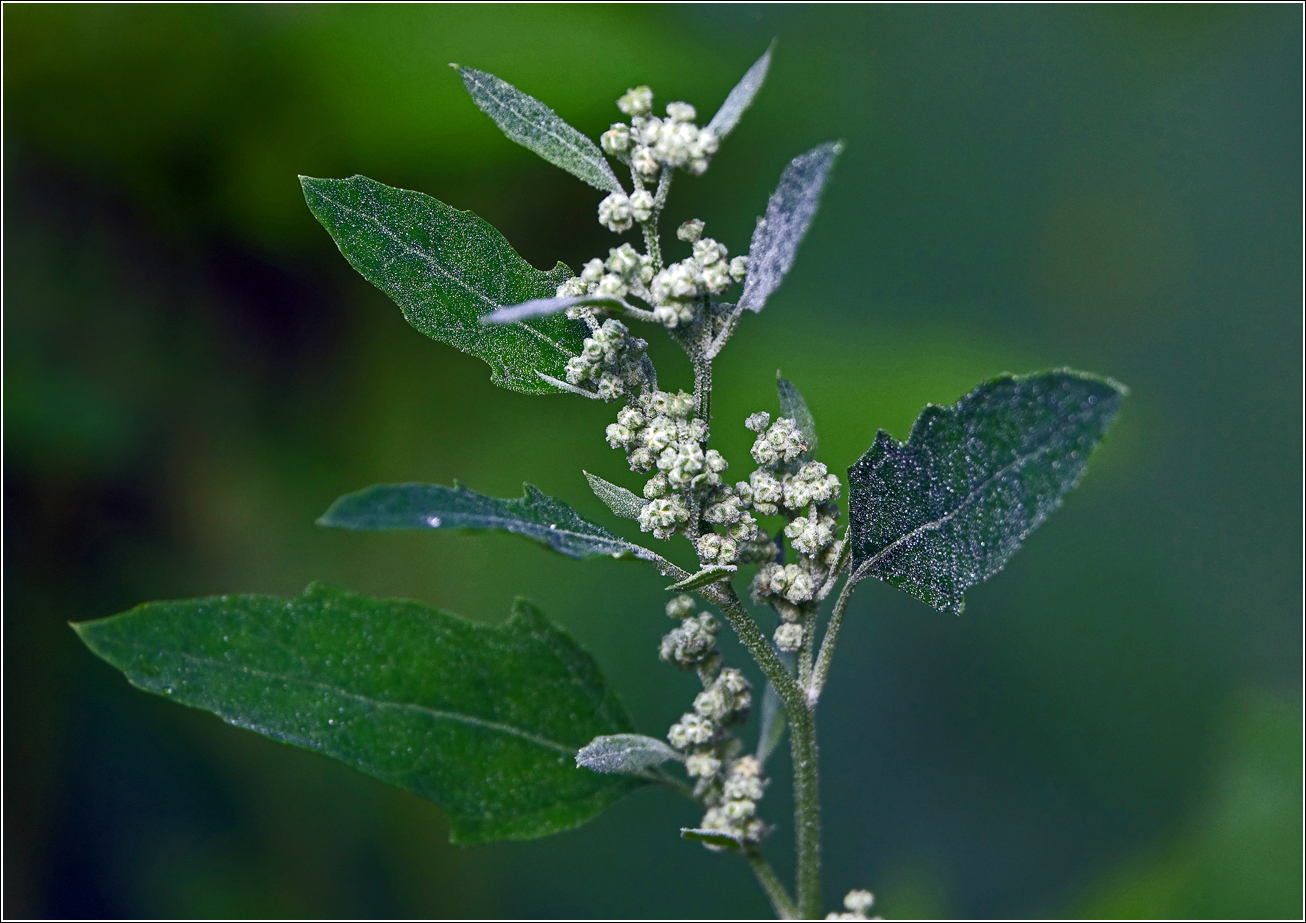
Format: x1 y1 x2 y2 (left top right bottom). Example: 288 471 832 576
584 471 647 521
848 370 1126 614
301 174 587 395
482 293 628 325
777 371 818 459
706 42 774 139
666 566 737 592
681 828 745 850
456 66 624 194
72 585 643 844
318 482 657 562
739 141 841 313
576 733 683 776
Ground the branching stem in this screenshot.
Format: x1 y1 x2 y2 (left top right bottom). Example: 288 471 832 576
746 850 799 920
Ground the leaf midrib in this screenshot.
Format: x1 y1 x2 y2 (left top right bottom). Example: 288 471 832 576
134 644 578 757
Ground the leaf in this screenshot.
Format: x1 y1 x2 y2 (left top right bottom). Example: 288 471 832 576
482 293 627 325
576 733 683 775
666 566 737 592
318 482 657 562
847 369 1126 614
584 471 647 521
301 174 588 395
455 66 624 194
777 371 818 459
72 584 642 844
706 42 774 139
739 141 842 313
680 827 744 850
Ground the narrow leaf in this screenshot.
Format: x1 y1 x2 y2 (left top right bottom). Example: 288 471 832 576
73 585 642 844
584 471 647 521
301 174 587 395
666 565 737 592
848 369 1126 614
681 827 744 850
739 141 842 313
456 66 624 194
482 293 626 325
776 371 818 459
706 42 774 139
576 733 683 775
318 482 655 562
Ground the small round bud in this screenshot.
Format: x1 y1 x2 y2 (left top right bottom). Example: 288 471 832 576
844 891 875 914
581 258 606 284
617 86 653 117
745 411 771 433
665 100 697 122
600 123 631 154
665 594 695 620
693 238 728 267
685 752 722 779
629 189 655 223
774 622 804 651
631 145 659 176
598 192 633 233
557 276 589 298
677 219 705 243
729 255 749 282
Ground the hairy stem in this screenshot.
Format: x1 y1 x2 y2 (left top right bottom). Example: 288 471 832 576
808 561 867 707
789 703 821 919
746 850 799 920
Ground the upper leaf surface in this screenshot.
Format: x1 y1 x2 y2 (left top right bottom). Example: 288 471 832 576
456 66 624 194
576 733 682 775
319 482 655 562
739 141 841 313
73 584 642 844
583 471 647 521
848 370 1126 614
301 174 587 395
706 43 773 139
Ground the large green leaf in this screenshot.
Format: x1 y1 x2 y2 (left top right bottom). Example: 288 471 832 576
318 482 656 562
848 369 1126 614
301 174 587 395
455 66 624 194
73 584 643 844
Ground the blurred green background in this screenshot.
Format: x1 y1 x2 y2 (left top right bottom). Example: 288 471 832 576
4 4 1301 919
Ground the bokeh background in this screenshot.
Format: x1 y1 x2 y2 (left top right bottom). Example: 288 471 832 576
4 4 1301 919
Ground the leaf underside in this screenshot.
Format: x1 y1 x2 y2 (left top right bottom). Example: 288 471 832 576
300 174 587 395
776 371 818 459
318 481 653 562
848 369 1126 614
73 584 642 844
584 471 648 521
456 66 624 194
706 43 773 139
576 733 682 775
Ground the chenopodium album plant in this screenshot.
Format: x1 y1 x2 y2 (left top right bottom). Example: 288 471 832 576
75 47 1126 920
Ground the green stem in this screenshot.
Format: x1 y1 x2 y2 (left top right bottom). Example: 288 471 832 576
808 562 866 707
746 850 799 920
789 704 821 919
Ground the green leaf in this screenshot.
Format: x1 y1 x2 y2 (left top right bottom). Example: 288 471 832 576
777 371 818 459
72 585 642 844
576 733 683 775
740 141 841 313
681 827 745 850
584 470 647 521
848 369 1126 614
706 42 774 139
300 174 588 395
666 565 737 592
318 482 657 562
455 66 624 194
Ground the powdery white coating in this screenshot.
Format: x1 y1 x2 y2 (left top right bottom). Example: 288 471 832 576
576 733 683 774
481 292 625 325
457 66 625 194
706 43 774 139
740 141 842 313
847 370 1126 614
584 471 648 521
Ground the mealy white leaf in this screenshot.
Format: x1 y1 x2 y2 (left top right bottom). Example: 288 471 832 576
576 733 683 775
706 42 774 139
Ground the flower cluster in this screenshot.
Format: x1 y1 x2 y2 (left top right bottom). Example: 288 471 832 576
557 242 656 301
659 595 769 846
826 890 878 921
644 221 749 328
600 86 720 178
561 316 653 401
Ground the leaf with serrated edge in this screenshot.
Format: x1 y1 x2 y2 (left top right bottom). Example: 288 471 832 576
72 585 642 844
301 174 587 395
456 66 624 194
318 482 656 562
666 566 737 592
848 369 1126 614
706 42 774 139
576 733 683 775
740 142 841 313
777 371 818 459
584 471 647 521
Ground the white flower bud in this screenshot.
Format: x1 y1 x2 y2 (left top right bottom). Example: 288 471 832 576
701 263 731 293
745 411 771 433
598 192 633 232
642 472 669 499
600 122 631 154
581 258 606 284
617 85 653 117
685 752 722 779
665 594 695 620
557 276 589 298
729 255 749 282
677 219 705 243
605 243 639 276
605 422 633 447
629 189 655 223
844 891 875 914
665 100 697 122
629 447 655 472
631 145 659 176
597 373 624 401
693 238 728 266
774 622 804 651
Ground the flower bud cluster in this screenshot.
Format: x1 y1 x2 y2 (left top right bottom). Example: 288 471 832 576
557 242 656 301
700 754 769 845
561 317 652 401
659 607 720 669
646 223 748 329
602 86 720 178
826 890 878 921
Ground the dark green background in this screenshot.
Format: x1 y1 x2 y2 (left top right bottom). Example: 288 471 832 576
4 5 1301 919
